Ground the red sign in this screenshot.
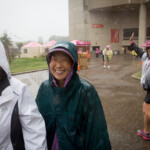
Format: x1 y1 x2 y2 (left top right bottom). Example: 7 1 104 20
78 41 90 45
92 24 104 28
111 29 119 43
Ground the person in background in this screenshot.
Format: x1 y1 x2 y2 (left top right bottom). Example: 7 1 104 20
132 50 139 60
103 45 113 68
100 49 105 66
130 33 150 141
36 41 111 150
122 47 127 54
87 50 90 62
0 42 47 150
95 48 99 58
124 47 127 54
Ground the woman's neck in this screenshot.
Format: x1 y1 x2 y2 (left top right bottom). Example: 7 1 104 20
57 80 65 88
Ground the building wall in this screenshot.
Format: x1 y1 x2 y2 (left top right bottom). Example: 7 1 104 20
69 0 85 40
89 9 139 50
21 47 41 58
69 0 150 51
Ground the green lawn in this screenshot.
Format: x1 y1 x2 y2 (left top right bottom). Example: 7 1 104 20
136 72 142 78
10 58 48 74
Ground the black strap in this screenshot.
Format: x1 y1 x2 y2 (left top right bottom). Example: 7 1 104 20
0 68 10 96
11 101 25 150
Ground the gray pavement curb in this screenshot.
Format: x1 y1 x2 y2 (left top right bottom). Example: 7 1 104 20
12 68 48 76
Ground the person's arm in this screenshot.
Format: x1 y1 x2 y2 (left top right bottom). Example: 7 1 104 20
103 49 106 55
130 33 144 58
84 86 111 150
110 49 113 55
19 86 47 150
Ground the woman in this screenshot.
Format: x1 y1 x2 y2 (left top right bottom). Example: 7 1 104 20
95 48 99 58
36 41 111 150
103 45 113 68
130 33 150 140
0 42 47 150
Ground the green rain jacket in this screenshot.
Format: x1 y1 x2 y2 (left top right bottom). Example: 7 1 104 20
36 41 111 150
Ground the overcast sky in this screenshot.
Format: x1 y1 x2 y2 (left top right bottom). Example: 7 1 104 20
0 0 69 42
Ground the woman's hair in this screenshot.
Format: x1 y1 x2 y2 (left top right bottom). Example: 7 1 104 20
0 67 7 81
49 51 73 64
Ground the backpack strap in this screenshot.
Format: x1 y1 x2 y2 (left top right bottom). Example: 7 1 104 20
11 101 25 150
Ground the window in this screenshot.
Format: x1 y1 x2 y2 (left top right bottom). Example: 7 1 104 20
123 28 138 40
24 49 27 53
147 27 150 39
123 27 150 40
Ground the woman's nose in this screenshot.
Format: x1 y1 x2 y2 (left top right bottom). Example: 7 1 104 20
55 61 62 67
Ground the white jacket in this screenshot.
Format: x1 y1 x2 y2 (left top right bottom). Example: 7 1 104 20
0 42 47 150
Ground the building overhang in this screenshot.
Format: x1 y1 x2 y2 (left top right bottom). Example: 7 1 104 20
88 0 150 13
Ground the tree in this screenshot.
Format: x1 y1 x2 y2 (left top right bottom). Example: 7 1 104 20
0 32 13 63
16 42 24 52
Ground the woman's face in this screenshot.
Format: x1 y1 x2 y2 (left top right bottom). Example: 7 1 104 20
49 51 73 86
147 48 150 56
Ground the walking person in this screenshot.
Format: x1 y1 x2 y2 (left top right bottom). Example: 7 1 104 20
95 48 99 58
124 47 127 54
100 49 105 66
87 50 90 62
103 45 113 68
130 33 150 140
0 42 47 150
36 41 111 150
122 47 126 54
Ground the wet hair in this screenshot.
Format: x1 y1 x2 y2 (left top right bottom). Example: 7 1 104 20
146 47 150 57
0 67 7 81
146 47 150 51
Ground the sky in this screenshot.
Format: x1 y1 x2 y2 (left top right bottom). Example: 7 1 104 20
0 0 69 42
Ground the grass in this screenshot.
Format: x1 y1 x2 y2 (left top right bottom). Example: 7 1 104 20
136 72 142 78
10 57 48 74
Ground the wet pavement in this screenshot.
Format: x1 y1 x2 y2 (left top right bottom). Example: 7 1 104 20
14 54 150 150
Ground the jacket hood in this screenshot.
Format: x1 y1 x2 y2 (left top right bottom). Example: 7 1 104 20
0 42 11 78
47 41 78 71
46 41 78 87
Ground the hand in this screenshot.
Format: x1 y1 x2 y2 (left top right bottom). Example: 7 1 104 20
130 32 134 41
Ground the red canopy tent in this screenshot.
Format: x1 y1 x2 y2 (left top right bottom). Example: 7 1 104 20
71 40 90 52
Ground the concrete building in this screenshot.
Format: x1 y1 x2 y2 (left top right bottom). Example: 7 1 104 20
69 0 150 52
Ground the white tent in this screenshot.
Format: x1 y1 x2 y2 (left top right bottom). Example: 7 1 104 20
21 42 42 58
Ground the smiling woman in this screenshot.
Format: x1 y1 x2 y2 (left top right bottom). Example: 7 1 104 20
36 41 111 150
